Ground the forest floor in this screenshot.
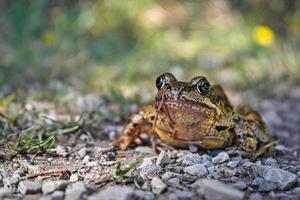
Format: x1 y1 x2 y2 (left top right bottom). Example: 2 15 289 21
0 85 300 200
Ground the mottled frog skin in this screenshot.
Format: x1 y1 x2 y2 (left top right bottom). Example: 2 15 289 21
112 73 275 159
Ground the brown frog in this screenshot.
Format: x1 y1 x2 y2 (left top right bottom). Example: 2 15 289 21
112 73 275 159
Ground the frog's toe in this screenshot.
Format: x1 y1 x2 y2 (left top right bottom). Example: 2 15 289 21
226 147 254 158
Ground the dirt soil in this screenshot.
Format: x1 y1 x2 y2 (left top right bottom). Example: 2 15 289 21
0 85 299 200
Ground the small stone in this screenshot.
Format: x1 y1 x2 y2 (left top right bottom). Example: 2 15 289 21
251 177 277 192
69 174 79 183
224 169 236 177
161 172 180 181
212 152 230 164
275 144 289 154
42 181 68 194
156 151 173 165
264 167 297 190
40 191 65 200
227 161 240 169
183 164 207 177
167 177 180 186
65 182 87 200
196 179 244 200
140 164 162 178
291 187 300 195
241 160 254 168
207 166 222 179
88 186 134 200
151 177 167 194
19 181 41 194
188 145 198 153
137 157 155 169
249 193 263 200
232 181 247 190
86 161 99 167
56 145 67 156
168 190 195 200
0 188 12 199
254 165 298 190
264 157 278 166
3 174 20 191
135 146 153 154
134 190 155 200
51 191 65 200
82 155 91 164
78 147 87 158
181 154 202 166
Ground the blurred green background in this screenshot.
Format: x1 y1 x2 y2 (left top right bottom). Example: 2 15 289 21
0 0 299 102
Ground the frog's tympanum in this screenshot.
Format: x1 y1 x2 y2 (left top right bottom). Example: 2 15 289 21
112 73 275 159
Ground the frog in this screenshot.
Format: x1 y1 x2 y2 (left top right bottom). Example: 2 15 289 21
112 72 275 159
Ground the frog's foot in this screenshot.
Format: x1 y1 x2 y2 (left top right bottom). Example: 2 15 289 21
226 147 254 158
254 140 277 158
150 138 175 153
111 105 157 150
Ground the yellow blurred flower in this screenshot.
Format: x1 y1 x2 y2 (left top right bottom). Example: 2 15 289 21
41 30 59 47
253 25 274 47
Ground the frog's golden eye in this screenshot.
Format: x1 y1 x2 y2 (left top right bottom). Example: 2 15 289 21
196 79 211 96
190 76 211 96
156 72 176 90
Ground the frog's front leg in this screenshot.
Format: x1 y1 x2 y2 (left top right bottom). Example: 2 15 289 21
111 105 157 150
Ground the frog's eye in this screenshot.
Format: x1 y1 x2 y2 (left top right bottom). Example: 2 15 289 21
156 72 176 90
195 78 211 96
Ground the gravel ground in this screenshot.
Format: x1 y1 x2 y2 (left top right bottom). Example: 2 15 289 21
0 86 299 200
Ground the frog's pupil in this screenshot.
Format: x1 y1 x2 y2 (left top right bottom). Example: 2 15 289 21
202 82 210 91
156 76 165 89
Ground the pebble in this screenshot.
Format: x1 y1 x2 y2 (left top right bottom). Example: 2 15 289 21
42 181 68 194
140 164 162 178
251 177 277 192
65 182 87 200
135 146 153 154
134 190 155 200
18 181 41 195
156 151 173 165
88 186 134 200
254 165 298 190
167 177 181 186
56 145 67 156
227 160 240 169
168 190 196 200
151 177 167 194
40 191 65 200
207 166 223 179
224 169 236 177
78 147 87 158
161 172 181 181
181 154 202 166
0 188 12 199
196 179 244 200
212 152 230 164
232 181 247 190
275 144 289 154
188 145 198 153
183 164 208 177
3 174 20 191
69 174 79 182
249 193 263 200
264 157 278 166
82 155 91 164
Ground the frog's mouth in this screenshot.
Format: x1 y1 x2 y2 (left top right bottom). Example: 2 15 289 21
163 99 215 112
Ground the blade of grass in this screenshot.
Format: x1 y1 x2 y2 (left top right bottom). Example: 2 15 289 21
113 160 140 178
